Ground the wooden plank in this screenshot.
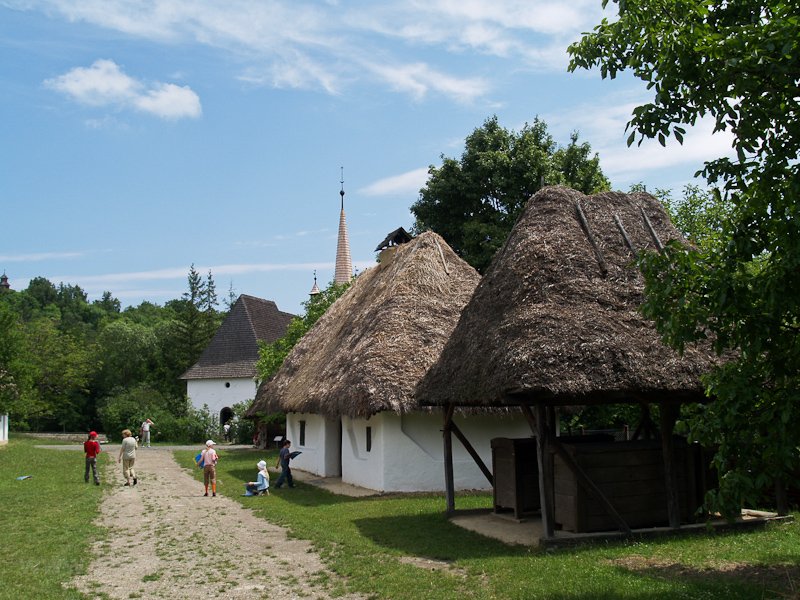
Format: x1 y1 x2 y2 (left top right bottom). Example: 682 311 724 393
550 438 632 535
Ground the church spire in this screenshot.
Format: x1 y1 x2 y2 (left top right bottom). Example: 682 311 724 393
334 168 353 284
309 270 320 297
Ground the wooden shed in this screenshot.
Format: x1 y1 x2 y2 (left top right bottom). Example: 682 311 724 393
415 186 723 542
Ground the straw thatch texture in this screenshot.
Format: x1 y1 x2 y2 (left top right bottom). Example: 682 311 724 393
252 231 480 419
416 186 719 408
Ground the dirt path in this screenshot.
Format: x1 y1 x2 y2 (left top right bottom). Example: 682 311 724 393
68 447 365 600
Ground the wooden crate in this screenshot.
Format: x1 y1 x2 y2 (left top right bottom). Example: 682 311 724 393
491 437 540 519
553 438 699 532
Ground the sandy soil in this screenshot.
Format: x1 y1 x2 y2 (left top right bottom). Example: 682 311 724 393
67 447 365 600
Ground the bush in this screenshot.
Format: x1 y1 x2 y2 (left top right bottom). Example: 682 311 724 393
97 384 217 443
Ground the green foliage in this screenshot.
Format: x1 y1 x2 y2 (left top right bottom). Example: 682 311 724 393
255 279 351 383
570 0 800 514
411 115 610 272
0 264 224 439
96 383 215 443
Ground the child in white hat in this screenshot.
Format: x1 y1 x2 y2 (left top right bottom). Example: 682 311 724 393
243 460 270 496
199 440 219 497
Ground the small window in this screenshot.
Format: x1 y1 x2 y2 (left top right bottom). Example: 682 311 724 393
224 382 231 388
299 420 306 446
366 426 372 452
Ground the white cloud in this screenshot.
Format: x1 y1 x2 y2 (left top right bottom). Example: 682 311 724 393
0 251 85 262
44 59 201 120
361 168 429 197
365 61 488 103
545 89 736 190
17 0 612 101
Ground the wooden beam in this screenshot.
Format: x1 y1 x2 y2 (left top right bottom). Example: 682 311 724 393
450 420 493 485
659 403 681 528
443 404 456 515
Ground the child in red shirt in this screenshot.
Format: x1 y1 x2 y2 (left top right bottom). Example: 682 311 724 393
84 431 101 485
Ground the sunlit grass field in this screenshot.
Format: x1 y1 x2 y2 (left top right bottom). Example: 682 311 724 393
178 447 800 600
2 435 798 599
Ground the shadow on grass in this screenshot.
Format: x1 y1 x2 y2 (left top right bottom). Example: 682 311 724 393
352 512 527 561
607 554 799 598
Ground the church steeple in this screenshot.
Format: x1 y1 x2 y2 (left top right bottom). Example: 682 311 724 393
334 168 353 285
309 270 320 297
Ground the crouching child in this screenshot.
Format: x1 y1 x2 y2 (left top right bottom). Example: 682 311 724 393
243 460 270 496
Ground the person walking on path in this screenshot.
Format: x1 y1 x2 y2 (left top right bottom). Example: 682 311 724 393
243 460 270 496
118 429 138 487
84 431 102 485
199 439 219 497
140 418 154 448
274 439 295 489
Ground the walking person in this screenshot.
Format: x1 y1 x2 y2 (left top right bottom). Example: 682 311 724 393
198 439 219 497
84 431 101 485
140 418 154 448
273 439 295 489
117 429 138 487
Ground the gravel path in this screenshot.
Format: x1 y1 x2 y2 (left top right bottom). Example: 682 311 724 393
67 447 365 600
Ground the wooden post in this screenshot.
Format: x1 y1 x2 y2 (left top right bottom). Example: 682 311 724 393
775 478 789 517
659 402 681 528
443 404 456 515
525 404 554 539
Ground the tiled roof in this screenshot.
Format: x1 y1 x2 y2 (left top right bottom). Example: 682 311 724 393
180 294 295 380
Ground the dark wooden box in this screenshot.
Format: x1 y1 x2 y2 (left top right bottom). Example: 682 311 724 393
491 437 540 519
553 438 701 532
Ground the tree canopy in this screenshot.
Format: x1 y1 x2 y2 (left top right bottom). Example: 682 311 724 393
411 116 610 272
569 0 800 515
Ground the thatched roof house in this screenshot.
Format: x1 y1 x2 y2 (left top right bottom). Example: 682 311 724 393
252 231 480 418
417 186 717 408
250 231 532 492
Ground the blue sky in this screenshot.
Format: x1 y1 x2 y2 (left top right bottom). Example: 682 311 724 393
1 1 733 316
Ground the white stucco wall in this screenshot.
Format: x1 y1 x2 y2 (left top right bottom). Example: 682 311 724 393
0 413 8 445
186 377 257 419
285 413 341 477
339 411 533 493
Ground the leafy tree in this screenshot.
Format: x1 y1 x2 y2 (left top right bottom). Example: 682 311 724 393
411 116 609 272
23 317 95 430
569 0 800 516
255 280 351 383
93 320 157 395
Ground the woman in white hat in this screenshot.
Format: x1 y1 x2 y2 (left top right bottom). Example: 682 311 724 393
199 440 219 497
243 460 270 496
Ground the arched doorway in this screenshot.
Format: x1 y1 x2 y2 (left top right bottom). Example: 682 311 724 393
220 406 234 441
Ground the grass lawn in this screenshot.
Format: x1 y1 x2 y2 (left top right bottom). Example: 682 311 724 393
0 435 109 600
176 447 800 600
3 435 797 599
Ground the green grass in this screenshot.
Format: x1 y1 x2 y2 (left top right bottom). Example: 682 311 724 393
2 436 797 599
0 435 109 600
178 447 800 600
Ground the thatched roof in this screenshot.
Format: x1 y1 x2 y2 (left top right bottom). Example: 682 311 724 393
180 294 295 380
416 186 719 408
251 231 480 419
